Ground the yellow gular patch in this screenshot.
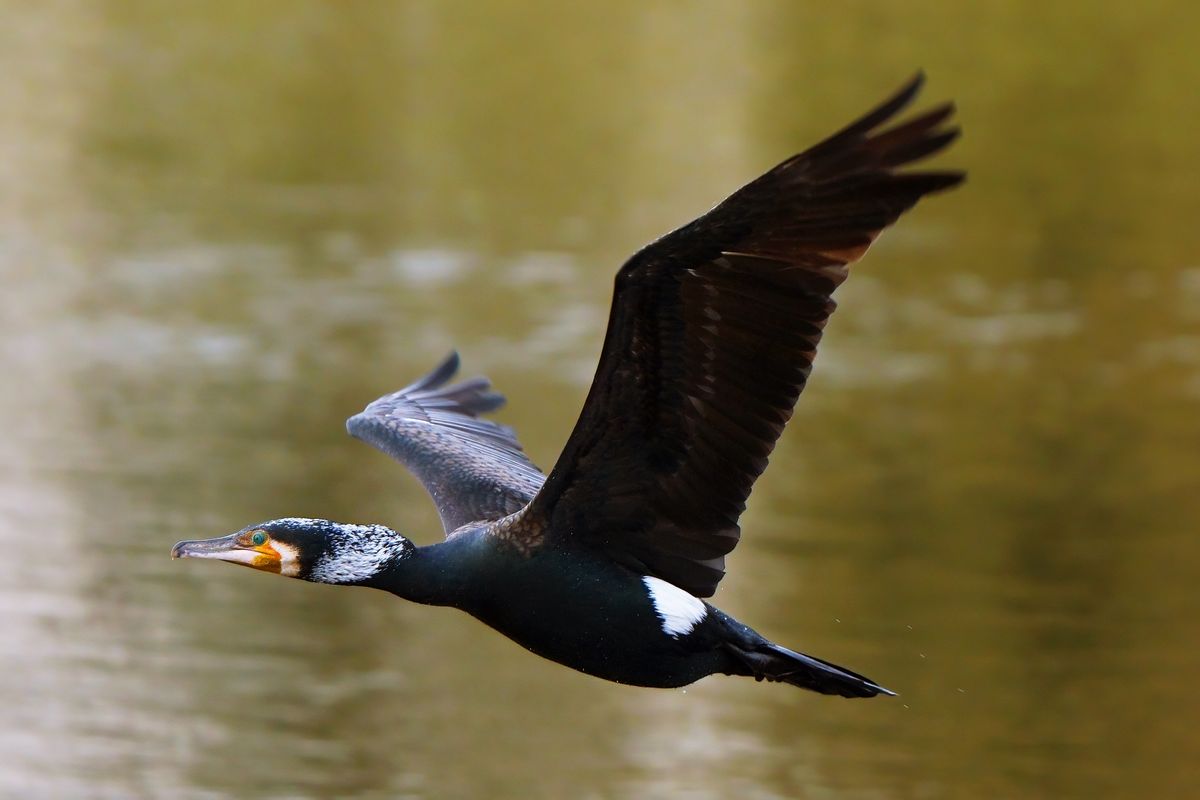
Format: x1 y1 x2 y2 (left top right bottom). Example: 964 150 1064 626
231 531 280 574
242 543 282 573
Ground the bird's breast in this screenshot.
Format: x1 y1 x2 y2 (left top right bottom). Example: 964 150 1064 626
454 546 714 687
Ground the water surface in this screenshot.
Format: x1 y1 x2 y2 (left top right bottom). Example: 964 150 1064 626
3 2 1200 798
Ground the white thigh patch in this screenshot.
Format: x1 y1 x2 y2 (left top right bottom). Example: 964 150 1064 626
642 576 707 637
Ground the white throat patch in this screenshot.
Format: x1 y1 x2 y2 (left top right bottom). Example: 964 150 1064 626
643 576 707 637
273 540 302 578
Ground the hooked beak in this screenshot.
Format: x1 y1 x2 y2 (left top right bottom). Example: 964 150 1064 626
171 532 282 574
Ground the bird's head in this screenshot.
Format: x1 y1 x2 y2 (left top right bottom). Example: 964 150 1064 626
171 518 415 585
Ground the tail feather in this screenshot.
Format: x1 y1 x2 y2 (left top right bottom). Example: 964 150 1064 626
737 643 895 698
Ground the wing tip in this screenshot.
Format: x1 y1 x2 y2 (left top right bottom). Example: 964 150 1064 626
826 70 928 143
410 350 461 393
802 71 959 160
911 169 967 196
413 352 509 416
900 68 927 106
444 378 508 415
355 351 513 426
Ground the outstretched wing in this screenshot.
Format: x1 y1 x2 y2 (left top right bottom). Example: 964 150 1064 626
501 73 963 596
347 352 545 534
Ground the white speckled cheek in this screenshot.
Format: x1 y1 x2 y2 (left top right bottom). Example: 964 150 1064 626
643 576 707 637
308 525 411 584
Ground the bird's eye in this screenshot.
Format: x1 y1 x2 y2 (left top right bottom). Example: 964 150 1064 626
251 531 268 546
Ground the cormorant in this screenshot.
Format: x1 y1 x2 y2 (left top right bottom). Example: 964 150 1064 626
173 74 962 697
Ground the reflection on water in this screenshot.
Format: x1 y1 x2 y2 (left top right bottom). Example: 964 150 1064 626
3 1 1200 798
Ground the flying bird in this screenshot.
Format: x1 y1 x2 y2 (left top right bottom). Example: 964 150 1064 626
173 74 962 697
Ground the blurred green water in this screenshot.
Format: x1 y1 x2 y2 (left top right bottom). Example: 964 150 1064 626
2 2 1199 798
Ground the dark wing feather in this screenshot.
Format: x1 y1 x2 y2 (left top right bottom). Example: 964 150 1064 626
347 352 545 534
501 73 963 596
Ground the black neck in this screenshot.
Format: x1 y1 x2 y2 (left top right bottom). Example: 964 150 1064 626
361 540 467 606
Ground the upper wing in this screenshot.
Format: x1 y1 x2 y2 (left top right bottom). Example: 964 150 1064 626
347 352 545 535
501 74 963 596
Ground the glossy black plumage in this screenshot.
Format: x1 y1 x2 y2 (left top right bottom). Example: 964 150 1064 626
360 72 959 679
176 74 962 698
502 72 962 596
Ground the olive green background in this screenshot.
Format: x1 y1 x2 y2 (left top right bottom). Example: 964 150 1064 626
2 2 1198 798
